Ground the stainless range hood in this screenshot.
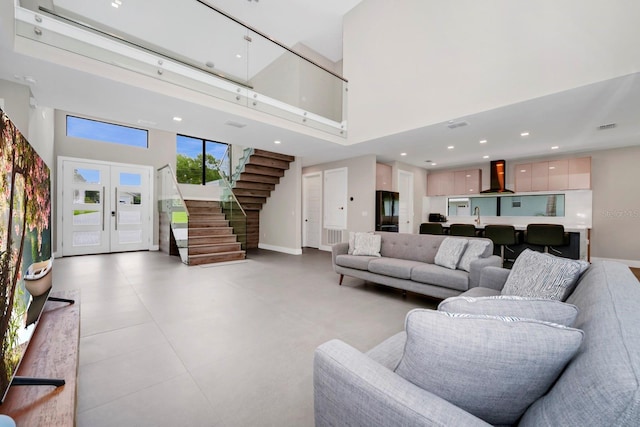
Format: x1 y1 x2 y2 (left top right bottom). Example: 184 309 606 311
480 160 514 193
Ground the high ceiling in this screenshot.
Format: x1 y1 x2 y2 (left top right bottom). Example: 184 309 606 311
1 0 639 169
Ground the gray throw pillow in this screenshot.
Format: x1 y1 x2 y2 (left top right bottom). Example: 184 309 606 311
502 249 590 300
352 233 382 257
434 237 468 270
438 295 579 326
394 309 583 426
457 239 490 272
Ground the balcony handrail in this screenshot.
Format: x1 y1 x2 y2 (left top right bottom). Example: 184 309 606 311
157 164 190 218
194 0 348 83
37 6 253 89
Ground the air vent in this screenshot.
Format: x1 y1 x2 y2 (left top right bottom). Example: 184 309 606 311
225 120 247 128
447 120 469 129
598 123 617 130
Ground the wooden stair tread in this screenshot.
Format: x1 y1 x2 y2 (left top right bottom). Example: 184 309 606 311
253 149 295 162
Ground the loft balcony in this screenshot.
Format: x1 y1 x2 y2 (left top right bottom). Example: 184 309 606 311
13 0 348 137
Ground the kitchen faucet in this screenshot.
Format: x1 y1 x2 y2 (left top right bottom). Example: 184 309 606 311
474 206 481 225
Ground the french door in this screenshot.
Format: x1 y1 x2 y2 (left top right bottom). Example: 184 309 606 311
59 158 152 256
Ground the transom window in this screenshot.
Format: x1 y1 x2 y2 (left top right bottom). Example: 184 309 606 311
66 115 148 148
176 135 229 185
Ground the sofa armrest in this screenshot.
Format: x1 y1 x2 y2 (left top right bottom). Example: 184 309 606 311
468 255 502 288
478 266 511 291
314 339 491 427
331 242 349 267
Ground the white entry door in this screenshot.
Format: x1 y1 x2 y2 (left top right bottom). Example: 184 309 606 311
60 158 152 256
398 170 414 233
323 167 348 230
303 172 322 248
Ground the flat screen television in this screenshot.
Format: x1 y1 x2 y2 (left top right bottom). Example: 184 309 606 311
0 108 53 403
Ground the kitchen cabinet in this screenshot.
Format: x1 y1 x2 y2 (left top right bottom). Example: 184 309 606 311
516 157 591 192
427 171 454 196
568 157 591 189
453 169 482 194
376 163 392 191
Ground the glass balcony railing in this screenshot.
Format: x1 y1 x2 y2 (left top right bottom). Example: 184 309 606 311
157 164 189 264
14 0 348 136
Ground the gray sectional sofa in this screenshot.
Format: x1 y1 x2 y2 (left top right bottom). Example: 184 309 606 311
332 231 502 299
314 260 640 426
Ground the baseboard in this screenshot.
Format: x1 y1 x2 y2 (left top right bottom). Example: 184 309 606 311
150 244 159 251
319 245 333 252
590 257 640 268
258 243 302 255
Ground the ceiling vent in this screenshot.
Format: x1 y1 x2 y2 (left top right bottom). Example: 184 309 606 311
447 120 469 129
598 123 617 130
225 120 247 128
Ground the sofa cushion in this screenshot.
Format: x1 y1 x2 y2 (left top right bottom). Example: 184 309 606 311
335 254 377 271
352 233 382 257
410 264 469 291
438 295 579 326
434 237 468 270
460 287 501 298
502 249 589 300
395 309 583 426
368 258 425 280
365 331 407 371
458 239 491 272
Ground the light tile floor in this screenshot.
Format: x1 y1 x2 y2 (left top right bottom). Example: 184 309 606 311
52 249 438 426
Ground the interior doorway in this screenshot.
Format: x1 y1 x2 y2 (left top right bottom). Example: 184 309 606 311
58 157 153 256
398 170 414 233
302 172 322 248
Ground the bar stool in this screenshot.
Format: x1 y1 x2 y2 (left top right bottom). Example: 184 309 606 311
525 224 568 255
449 223 477 237
484 225 517 265
419 223 445 235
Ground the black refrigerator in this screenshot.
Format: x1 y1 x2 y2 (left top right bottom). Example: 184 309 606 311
375 190 400 232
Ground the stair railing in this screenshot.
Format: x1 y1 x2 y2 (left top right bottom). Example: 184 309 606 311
208 158 248 251
157 164 189 264
232 147 255 184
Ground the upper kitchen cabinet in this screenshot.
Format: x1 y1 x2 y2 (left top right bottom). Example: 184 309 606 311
376 163 393 191
515 157 591 192
427 171 455 196
454 169 482 195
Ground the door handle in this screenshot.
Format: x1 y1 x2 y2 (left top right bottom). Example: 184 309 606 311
114 187 118 230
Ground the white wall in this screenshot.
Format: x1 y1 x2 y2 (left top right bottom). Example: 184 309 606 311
0 79 31 137
259 158 302 254
302 154 376 247
344 0 640 144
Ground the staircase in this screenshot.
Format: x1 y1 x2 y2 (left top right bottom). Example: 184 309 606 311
184 200 246 265
232 149 295 248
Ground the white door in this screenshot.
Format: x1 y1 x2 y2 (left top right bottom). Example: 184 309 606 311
60 159 152 256
323 167 348 230
303 172 322 248
398 170 414 233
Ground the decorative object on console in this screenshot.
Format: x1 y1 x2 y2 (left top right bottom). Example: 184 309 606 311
502 249 589 300
438 295 579 326
394 309 583 426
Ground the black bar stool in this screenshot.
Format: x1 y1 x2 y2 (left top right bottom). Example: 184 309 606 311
525 224 568 255
484 225 517 265
449 223 477 237
419 223 445 235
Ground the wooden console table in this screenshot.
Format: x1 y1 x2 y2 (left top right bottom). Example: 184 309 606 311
0 290 80 426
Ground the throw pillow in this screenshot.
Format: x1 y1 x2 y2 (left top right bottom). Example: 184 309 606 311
502 249 590 301
395 309 583 426
457 239 490 272
352 232 382 257
434 237 468 270
348 231 373 254
438 295 579 326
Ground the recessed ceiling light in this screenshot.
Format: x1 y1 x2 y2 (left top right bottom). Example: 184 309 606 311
400 152 407 156
483 155 489 159
479 139 487 144
274 140 281 144
551 146 559 150
520 131 530 137
236 54 243 59
172 116 182 122
431 162 437 166
447 145 454 150
111 0 122 8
